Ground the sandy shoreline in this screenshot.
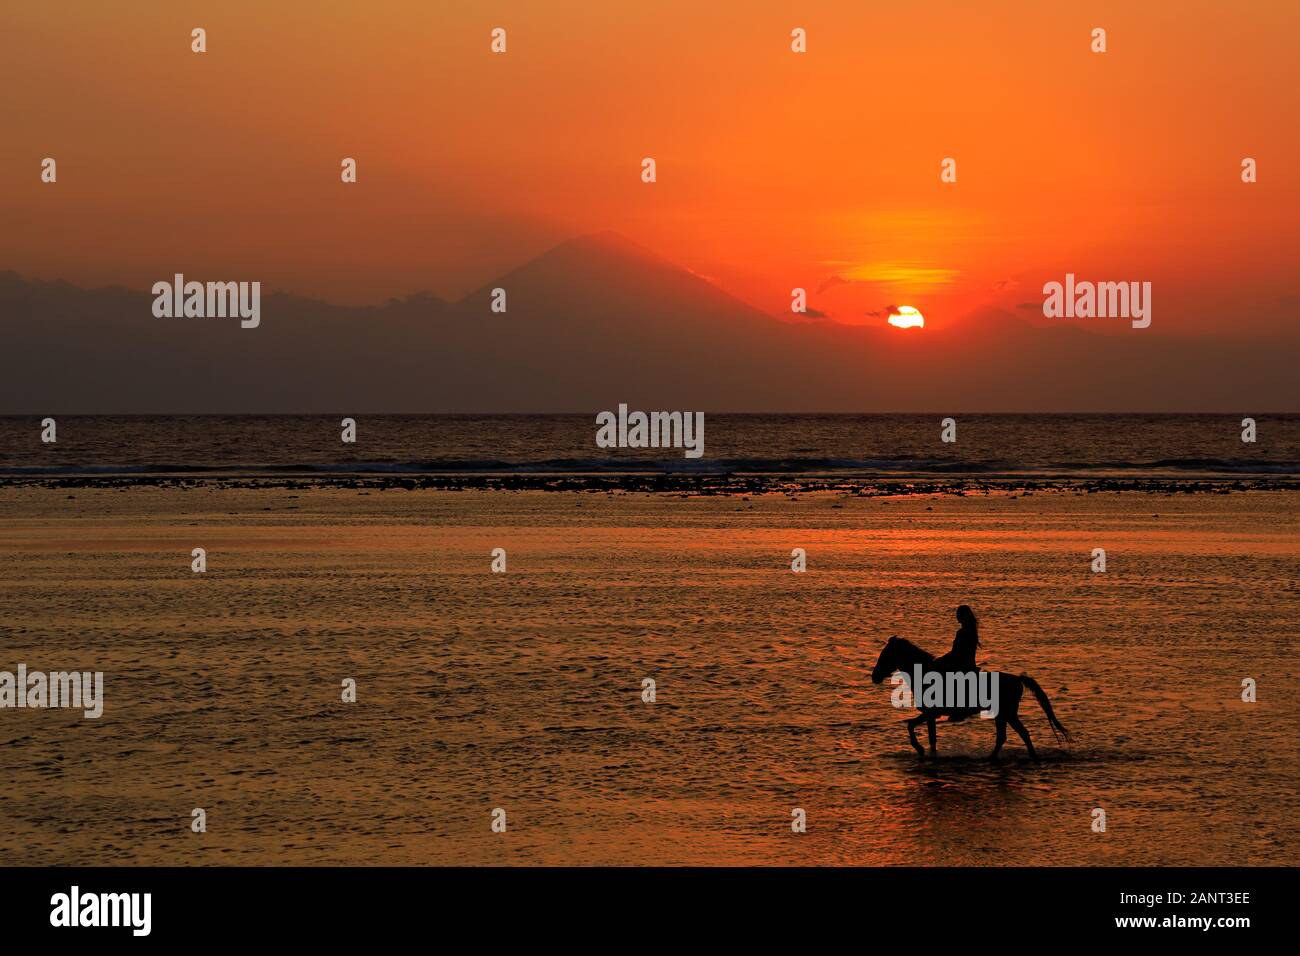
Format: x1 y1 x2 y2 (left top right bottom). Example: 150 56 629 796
3 472 1297 497
1 484 1296 865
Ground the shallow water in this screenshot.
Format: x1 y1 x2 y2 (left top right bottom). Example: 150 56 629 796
0 486 1295 864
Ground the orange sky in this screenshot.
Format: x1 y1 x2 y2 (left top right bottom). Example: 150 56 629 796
2 0 1297 336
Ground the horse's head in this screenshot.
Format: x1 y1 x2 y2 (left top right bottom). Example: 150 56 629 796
870 637 900 684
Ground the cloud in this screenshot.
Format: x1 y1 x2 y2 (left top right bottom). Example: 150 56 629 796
842 263 959 290
817 275 850 294
865 304 900 319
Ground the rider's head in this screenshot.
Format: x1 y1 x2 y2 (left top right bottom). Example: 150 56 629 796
956 604 977 629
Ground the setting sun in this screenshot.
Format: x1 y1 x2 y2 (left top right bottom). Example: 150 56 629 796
887 306 925 329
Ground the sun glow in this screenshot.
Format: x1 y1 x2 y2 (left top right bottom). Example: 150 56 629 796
887 306 925 329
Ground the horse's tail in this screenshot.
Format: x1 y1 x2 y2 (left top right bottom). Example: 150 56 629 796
1020 674 1069 745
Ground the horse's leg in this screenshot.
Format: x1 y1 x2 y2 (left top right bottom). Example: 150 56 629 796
989 716 1007 760
906 715 926 756
926 717 938 757
1009 715 1038 761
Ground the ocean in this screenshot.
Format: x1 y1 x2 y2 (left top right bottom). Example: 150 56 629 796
0 414 1296 865
2 413 1297 477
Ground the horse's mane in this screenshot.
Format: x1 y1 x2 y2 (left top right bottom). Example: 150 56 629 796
891 637 935 662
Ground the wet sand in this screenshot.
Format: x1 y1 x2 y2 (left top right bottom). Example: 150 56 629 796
0 483 1295 865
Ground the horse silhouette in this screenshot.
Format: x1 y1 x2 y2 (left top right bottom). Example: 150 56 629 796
870 636 1069 760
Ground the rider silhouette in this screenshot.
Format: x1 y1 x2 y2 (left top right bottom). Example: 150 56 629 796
933 604 979 674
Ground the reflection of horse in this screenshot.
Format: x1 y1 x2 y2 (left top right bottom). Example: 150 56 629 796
870 636 1069 760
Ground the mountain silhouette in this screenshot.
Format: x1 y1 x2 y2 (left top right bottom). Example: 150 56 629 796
0 234 1294 413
